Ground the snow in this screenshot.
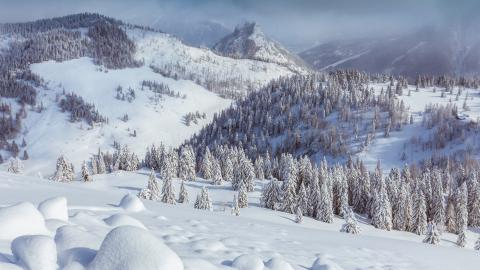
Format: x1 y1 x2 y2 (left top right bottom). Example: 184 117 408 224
310 255 344 270
11 235 57 270
0 202 48 240
0 172 479 269
118 193 145 212
264 257 294 270
231 254 265 270
103 214 146 229
88 226 184 270
38 197 69 222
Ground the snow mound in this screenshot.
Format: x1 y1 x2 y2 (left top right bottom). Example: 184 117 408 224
310 255 343 270
38 197 69 222
63 261 87 270
88 226 184 270
11 235 57 270
45 219 69 232
232 254 264 270
191 239 226 252
265 257 294 270
55 225 103 266
0 202 48 240
103 214 146 229
119 194 145 212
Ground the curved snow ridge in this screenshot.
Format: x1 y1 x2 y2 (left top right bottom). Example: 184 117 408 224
0 202 49 240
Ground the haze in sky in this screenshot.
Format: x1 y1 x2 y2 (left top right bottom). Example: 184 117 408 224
0 0 478 50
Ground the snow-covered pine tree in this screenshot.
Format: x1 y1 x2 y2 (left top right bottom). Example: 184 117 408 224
456 182 468 234
295 205 303 223
52 155 74 182
222 154 234 182
282 165 298 214
161 175 176 204
178 180 189 203
178 145 196 181
239 154 255 192
97 152 107 174
231 194 240 216
261 177 282 210
341 207 360 234
333 166 348 217
238 181 248 208
412 187 427 235
456 229 467 248
467 174 480 227
430 168 445 227
475 235 480 250
212 158 223 185
7 157 23 174
308 167 321 218
371 177 393 231
296 181 308 214
445 191 457 233
423 222 440 245
194 186 212 210
393 180 409 231
81 161 92 182
91 156 98 175
317 174 334 223
201 147 213 180
138 170 161 201
254 156 265 180
263 151 273 179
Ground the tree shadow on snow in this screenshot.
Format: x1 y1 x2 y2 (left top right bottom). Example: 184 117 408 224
114 185 141 192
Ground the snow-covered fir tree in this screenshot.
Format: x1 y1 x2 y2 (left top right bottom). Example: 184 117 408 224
201 147 214 180
194 186 212 210
178 145 196 181
371 177 393 231
317 174 334 223
423 222 440 245
231 194 240 216
456 229 467 248
254 156 265 180
456 182 468 234
52 155 74 182
7 157 23 174
295 205 303 223
161 175 176 204
138 170 161 201
341 207 360 234
212 158 223 185
261 177 282 210
238 181 248 208
81 161 92 182
178 180 189 204
296 181 309 214
412 187 427 235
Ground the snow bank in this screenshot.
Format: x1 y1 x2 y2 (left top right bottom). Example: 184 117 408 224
11 235 57 270
88 226 183 270
265 257 294 270
103 214 146 229
119 194 145 212
232 254 264 270
190 239 226 252
0 262 23 270
38 197 69 222
55 225 103 267
310 255 343 270
0 202 48 240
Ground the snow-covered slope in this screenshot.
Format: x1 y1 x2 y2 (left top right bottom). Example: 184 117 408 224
129 27 298 97
20 57 231 176
213 22 308 73
0 171 479 270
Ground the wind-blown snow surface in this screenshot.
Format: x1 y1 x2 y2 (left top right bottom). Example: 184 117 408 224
22 57 231 175
0 171 479 270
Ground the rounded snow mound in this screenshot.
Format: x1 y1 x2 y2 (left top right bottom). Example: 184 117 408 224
119 194 145 212
265 257 294 270
38 197 69 222
0 262 23 270
310 255 343 270
232 254 264 270
103 214 146 229
11 235 57 270
0 202 48 240
88 226 183 270
55 225 103 267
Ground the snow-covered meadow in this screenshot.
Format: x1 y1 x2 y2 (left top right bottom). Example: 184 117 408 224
0 171 479 270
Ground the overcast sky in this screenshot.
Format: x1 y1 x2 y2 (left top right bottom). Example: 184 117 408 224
0 0 478 49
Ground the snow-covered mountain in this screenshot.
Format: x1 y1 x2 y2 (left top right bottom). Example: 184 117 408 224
213 22 308 73
300 24 480 78
153 19 231 48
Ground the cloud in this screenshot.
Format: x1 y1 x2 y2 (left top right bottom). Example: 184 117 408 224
0 0 477 50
